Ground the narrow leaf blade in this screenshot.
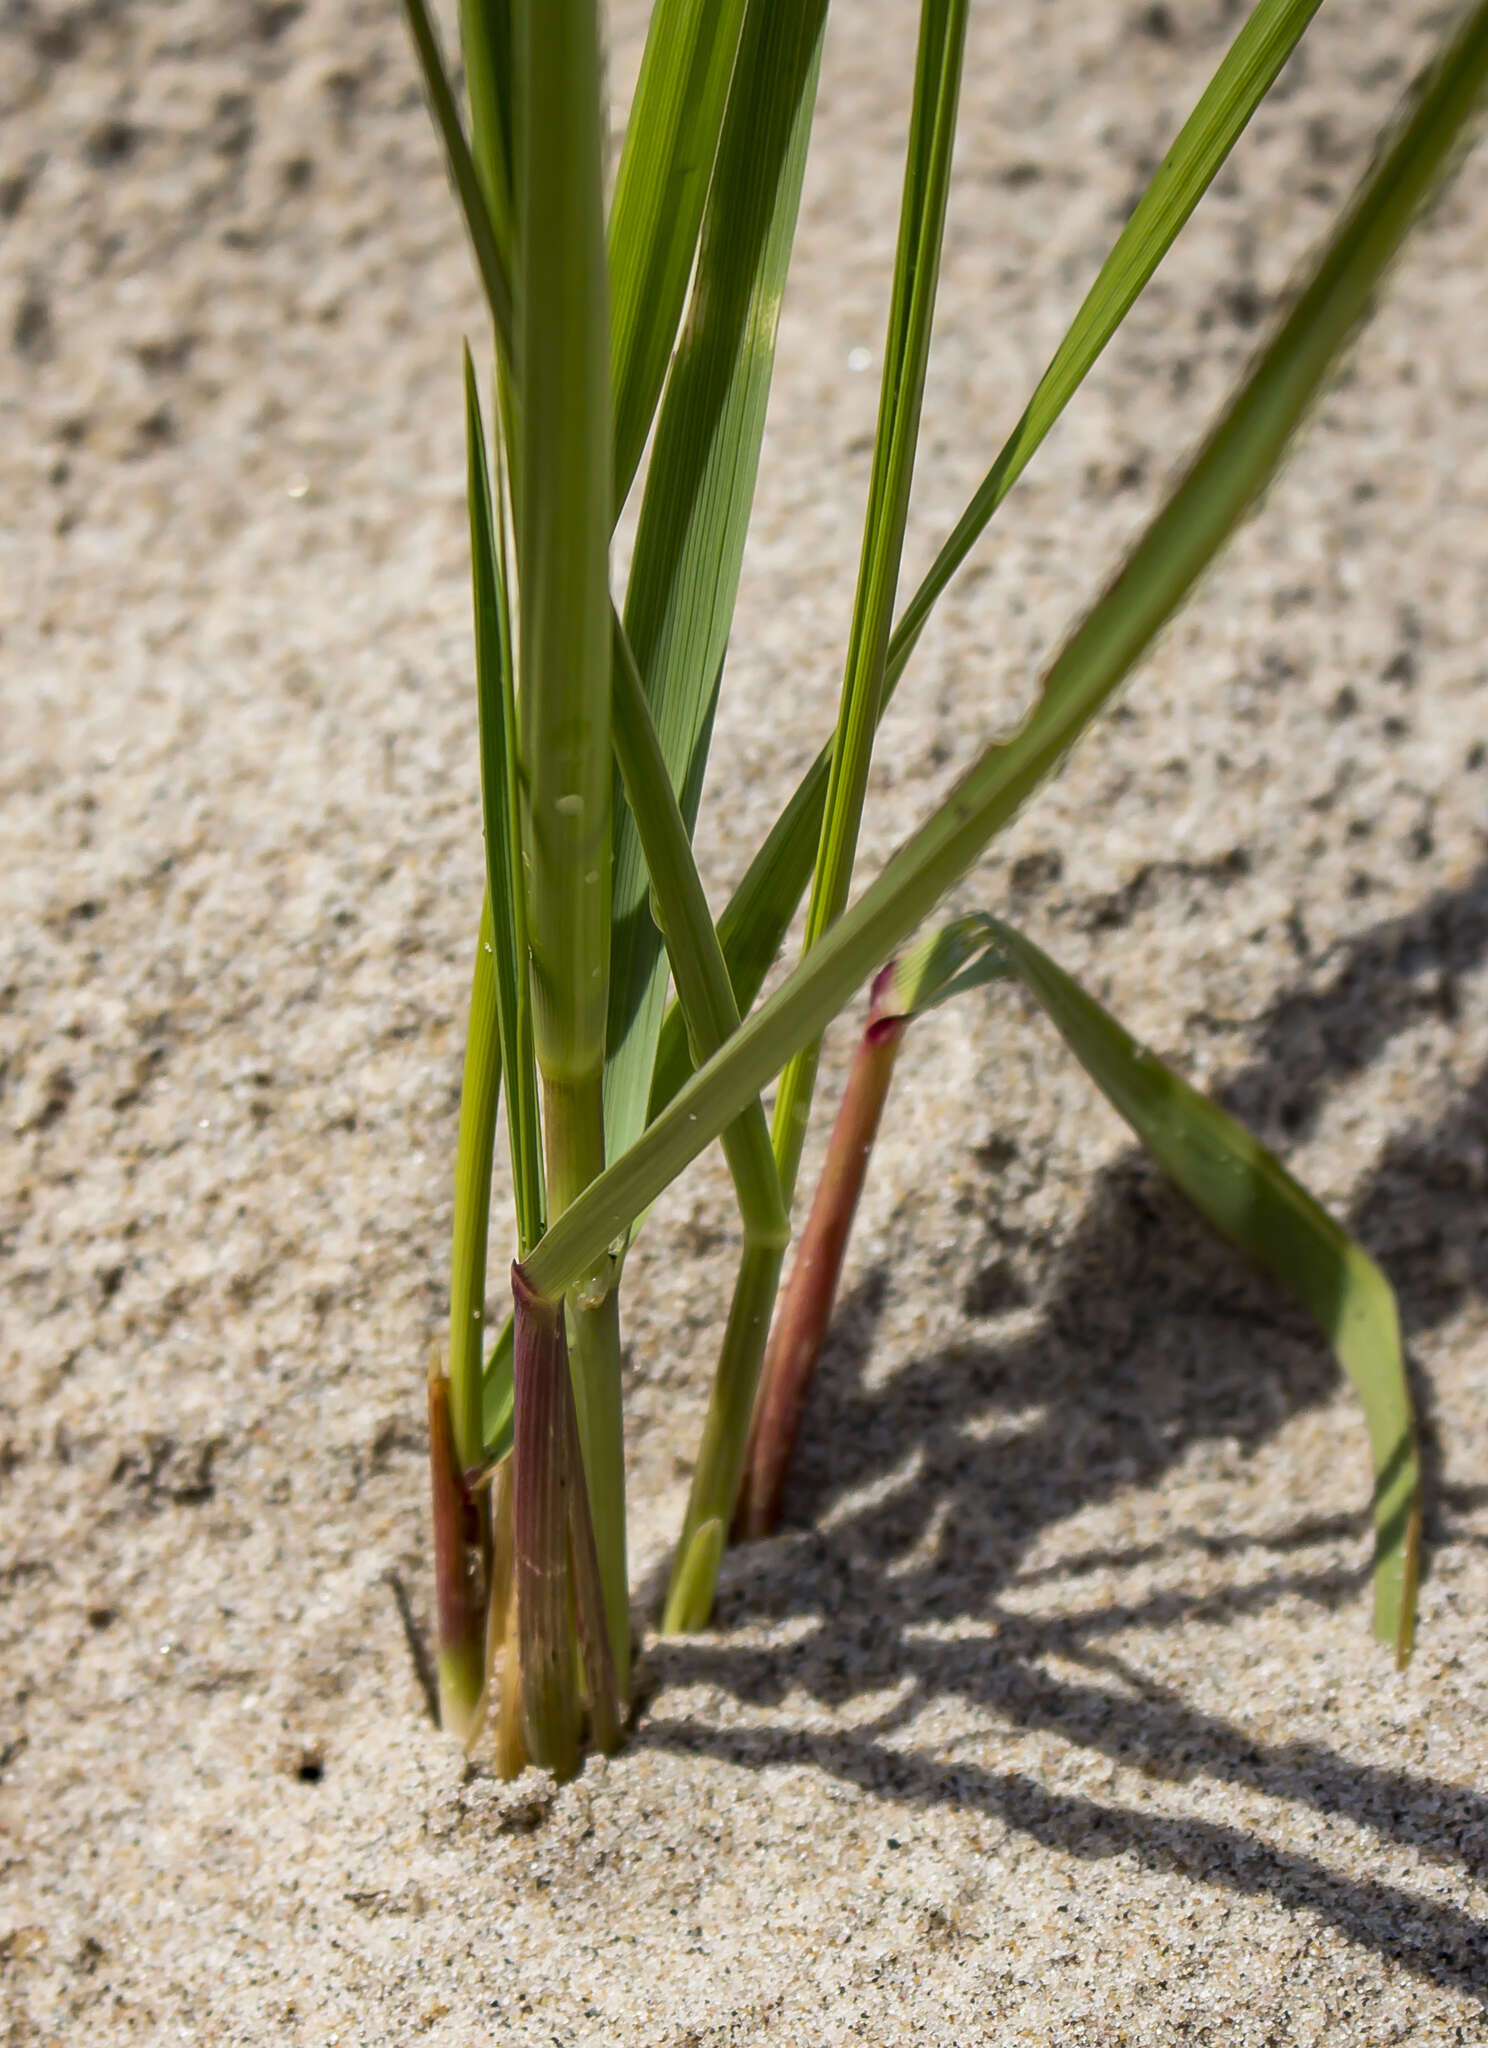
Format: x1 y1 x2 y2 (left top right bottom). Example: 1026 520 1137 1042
976 916 1419 1661
891 0 1327 670
649 0 1329 1114
604 0 830 1168
398 0 514 353
465 350 544 1253
608 0 749 508
447 896 502 1471
772 0 970 1202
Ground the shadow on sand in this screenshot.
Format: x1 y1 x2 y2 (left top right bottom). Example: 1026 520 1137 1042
638 861 1488 2004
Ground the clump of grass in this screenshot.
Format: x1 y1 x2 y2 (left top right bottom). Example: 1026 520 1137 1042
396 0 1488 1771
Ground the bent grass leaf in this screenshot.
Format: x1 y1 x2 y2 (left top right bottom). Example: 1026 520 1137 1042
741 908 1420 1657
973 917 1420 1663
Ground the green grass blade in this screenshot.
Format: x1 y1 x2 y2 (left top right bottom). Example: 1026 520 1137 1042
771 0 969 1201
448 893 503 1473
611 616 787 1252
398 0 513 357
608 0 749 511
525 0 1488 1302
648 0 1326 1117
974 916 1419 1660
513 0 612 1107
892 0 1325 670
482 1313 515 1465
603 0 830 1173
465 348 544 1256
648 753 826 1119
610 612 789 1634
511 0 628 1703
459 0 513 244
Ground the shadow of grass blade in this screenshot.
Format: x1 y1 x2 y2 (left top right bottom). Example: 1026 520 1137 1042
770 0 969 1204
602 0 830 1179
609 0 749 512
525 0 1488 1311
647 0 1326 1121
976 915 1420 1662
398 0 513 358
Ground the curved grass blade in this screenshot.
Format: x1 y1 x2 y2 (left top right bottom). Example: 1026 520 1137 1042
603 0 830 1176
648 0 1327 1118
459 0 513 247
608 0 749 511
525 0 1488 1307
398 0 513 357
973 915 1419 1661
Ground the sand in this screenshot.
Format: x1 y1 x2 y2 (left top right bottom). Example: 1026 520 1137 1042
2 0 1486 2041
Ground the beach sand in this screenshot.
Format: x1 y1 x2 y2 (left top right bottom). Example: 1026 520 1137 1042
2 1 1486 2040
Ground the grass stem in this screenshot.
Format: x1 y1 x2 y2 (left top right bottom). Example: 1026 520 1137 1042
738 969 906 1539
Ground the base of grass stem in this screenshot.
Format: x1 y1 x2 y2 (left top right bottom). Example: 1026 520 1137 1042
661 1235 786 1633
427 1360 492 1744
510 1259 624 1774
565 1285 631 1705
486 1459 528 1779
512 1274 581 1777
